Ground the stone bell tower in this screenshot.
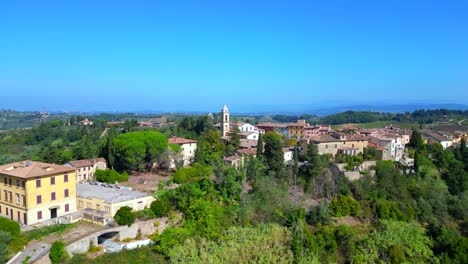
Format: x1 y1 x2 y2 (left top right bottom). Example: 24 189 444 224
220 104 230 137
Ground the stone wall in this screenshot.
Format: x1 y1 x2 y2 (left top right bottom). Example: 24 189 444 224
65 218 168 256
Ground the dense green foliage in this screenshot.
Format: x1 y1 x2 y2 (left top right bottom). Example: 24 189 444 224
0 217 20 236
94 169 129 183
0 231 11 264
172 163 213 183
112 131 168 172
150 199 171 218
321 111 393 125
114 206 135 226
49 240 69 264
168 224 294 263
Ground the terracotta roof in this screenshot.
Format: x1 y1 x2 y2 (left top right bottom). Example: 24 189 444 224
367 142 385 151
310 135 342 143
66 158 106 168
223 155 242 162
256 122 287 128
236 148 257 156
168 137 198 145
0 161 75 179
422 132 450 142
240 139 258 148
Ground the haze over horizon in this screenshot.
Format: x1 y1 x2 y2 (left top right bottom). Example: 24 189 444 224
1 1 468 113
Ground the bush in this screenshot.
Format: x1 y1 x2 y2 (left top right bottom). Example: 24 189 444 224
136 208 156 221
49 240 69 264
0 216 20 236
95 169 129 183
150 199 171 218
114 206 135 226
329 195 361 217
0 231 12 264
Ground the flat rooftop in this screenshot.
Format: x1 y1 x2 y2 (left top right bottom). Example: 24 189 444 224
77 183 151 204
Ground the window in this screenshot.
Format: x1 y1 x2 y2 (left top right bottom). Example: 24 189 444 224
37 211 42 220
105 206 110 214
3 177 6 185
50 177 55 185
64 174 69 182
16 180 19 187
22 181 25 188
65 204 69 212
36 179 41 188
9 192 12 202
78 200 83 209
96 204 100 211
51 192 56 201
8 179 12 185
325 144 328 149
64 189 69 198
16 193 20 204
22 195 26 206
3 190 7 201
36 195 42 204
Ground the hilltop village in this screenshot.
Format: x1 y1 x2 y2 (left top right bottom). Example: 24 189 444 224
0 105 467 264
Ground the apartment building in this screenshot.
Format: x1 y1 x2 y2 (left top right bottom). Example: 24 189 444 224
0 161 76 225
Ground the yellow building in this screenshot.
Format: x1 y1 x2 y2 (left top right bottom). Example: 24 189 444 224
0 161 77 225
76 182 154 218
287 120 309 137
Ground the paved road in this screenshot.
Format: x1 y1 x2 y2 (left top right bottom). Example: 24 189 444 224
11 241 50 264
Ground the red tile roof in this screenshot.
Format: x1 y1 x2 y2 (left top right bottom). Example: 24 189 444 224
169 137 198 145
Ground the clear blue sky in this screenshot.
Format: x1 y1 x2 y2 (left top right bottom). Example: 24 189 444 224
1 0 467 113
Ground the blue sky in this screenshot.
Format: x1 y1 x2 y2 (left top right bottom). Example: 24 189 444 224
1 1 467 113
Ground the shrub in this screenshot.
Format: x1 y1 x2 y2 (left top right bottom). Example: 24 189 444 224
136 208 156 221
49 240 69 264
0 216 20 236
114 206 135 226
150 199 171 218
95 169 129 183
329 195 361 217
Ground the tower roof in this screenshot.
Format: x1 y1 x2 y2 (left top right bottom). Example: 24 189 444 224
222 104 229 112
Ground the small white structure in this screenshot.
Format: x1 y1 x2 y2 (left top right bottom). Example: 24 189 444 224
238 123 261 133
283 148 293 164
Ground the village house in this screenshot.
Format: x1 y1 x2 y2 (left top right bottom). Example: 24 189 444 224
168 137 198 167
0 161 77 225
223 155 244 167
368 131 405 161
303 134 368 157
421 131 453 149
303 125 332 136
256 122 289 136
64 158 107 182
287 120 310 137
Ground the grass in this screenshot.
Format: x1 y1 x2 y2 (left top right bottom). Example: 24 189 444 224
24 223 77 241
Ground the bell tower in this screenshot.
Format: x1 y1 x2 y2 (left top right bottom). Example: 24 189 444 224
221 104 230 137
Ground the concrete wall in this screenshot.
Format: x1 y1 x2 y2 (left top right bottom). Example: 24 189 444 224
66 219 164 256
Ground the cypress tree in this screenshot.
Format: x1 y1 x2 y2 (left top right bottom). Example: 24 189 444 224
257 133 263 159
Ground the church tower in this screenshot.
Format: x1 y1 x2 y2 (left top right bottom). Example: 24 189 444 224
221 104 230 137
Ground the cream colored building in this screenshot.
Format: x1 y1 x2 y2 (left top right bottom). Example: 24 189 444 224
76 183 154 218
65 158 107 182
168 137 198 167
0 161 77 225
